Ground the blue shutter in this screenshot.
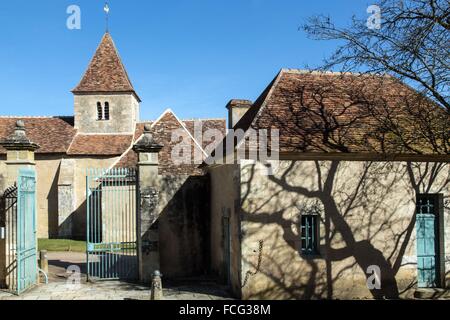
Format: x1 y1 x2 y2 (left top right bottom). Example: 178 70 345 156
416 196 438 288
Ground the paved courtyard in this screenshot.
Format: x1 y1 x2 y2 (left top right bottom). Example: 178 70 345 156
0 252 232 301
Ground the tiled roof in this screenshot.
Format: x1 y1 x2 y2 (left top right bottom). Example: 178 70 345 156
0 117 76 154
115 111 227 175
227 69 448 156
67 134 133 156
0 113 227 168
72 33 140 101
183 119 227 150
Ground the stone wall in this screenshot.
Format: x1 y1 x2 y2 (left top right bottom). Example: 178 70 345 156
209 164 242 298
139 174 211 281
0 156 6 193
71 157 120 239
239 160 449 299
74 93 139 134
57 159 76 238
35 156 63 238
1 155 62 239
101 184 137 243
158 176 210 278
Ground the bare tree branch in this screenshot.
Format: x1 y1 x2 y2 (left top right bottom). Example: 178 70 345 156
302 0 450 112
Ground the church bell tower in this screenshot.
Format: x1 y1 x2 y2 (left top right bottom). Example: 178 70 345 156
72 32 140 134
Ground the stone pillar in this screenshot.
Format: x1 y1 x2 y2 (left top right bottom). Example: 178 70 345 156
1 121 40 187
133 124 163 283
0 120 40 289
57 159 76 238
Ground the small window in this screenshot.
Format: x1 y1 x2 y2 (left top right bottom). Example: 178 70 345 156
104 102 110 120
97 102 103 120
96 102 110 121
301 215 319 255
417 195 437 215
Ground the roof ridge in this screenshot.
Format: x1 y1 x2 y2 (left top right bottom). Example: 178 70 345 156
234 69 285 151
73 133 134 136
106 33 135 91
138 118 226 124
282 68 395 78
146 109 209 157
182 118 227 121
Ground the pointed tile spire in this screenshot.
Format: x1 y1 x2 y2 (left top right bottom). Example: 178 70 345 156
72 33 140 101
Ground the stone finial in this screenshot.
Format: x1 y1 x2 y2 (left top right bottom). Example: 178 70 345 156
0 120 40 151
133 124 163 153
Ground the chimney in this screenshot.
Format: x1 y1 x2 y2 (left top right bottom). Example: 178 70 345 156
226 99 253 129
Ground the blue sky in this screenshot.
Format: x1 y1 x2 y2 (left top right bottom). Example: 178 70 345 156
0 1 370 120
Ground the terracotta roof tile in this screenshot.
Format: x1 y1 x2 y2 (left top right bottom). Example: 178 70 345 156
72 33 140 101
115 113 227 174
67 134 133 156
226 69 449 156
0 117 76 154
183 119 227 149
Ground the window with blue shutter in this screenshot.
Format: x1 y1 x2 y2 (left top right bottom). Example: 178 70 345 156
301 215 319 255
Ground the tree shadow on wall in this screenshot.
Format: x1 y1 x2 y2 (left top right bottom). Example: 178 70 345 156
241 160 448 300
143 175 210 279
238 75 449 299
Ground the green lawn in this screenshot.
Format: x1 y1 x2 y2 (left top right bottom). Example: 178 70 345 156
38 239 86 252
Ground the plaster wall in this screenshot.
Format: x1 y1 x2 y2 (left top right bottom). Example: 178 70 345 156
239 160 449 299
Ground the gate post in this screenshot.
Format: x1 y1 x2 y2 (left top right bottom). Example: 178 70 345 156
0 121 40 187
0 120 39 289
133 124 163 283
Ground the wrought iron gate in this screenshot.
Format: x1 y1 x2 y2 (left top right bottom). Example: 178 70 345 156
1 169 37 295
86 168 138 281
0 185 18 292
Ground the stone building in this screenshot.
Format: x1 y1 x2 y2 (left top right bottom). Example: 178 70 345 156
208 69 449 299
0 32 448 299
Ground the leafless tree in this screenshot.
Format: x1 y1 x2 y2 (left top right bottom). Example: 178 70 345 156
302 0 449 112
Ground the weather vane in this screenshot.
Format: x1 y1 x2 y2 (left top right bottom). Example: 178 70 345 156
104 1 110 32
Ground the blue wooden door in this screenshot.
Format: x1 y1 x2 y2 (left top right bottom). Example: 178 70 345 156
416 196 438 288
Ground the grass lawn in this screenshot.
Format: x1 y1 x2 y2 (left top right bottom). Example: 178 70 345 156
38 239 86 252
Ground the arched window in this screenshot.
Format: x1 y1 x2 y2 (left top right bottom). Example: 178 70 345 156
96 102 111 121
97 102 103 120
104 102 110 120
